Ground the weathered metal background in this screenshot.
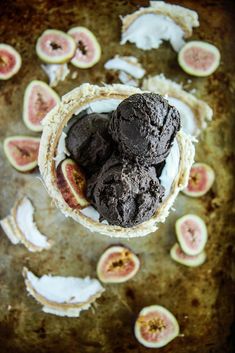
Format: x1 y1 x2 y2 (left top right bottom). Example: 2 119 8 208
0 1 234 352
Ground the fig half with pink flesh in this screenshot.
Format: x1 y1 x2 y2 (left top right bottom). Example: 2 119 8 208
0 44 22 80
178 41 220 77
182 163 215 197
97 245 140 283
170 243 206 267
134 305 179 348
23 80 60 132
4 136 40 172
56 159 89 209
175 214 207 256
36 29 76 64
68 27 101 68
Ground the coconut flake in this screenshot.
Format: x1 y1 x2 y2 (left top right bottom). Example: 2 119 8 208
142 74 213 136
160 139 180 197
121 13 185 51
104 56 145 79
12 197 51 252
120 1 199 52
167 97 197 136
23 267 104 317
0 215 20 244
0 197 52 252
54 131 70 167
41 64 70 87
118 71 138 87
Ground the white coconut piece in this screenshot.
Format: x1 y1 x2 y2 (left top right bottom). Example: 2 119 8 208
0 215 20 244
104 55 145 79
118 71 138 87
54 131 70 167
41 64 70 87
121 1 199 52
23 267 104 317
142 74 213 136
2 197 52 252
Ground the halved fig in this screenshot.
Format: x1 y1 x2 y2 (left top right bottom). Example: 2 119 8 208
134 305 179 348
182 163 215 197
0 44 22 80
4 136 40 172
170 243 206 267
96 245 140 283
56 159 89 209
23 80 60 132
36 29 76 64
175 214 207 256
178 41 220 77
68 27 101 68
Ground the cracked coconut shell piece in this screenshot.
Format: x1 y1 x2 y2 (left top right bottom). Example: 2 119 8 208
121 1 199 52
0 197 52 252
38 83 195 238
142 74 213 136
23 267 104 317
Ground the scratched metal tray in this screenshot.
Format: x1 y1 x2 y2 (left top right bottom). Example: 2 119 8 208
0 1 234 352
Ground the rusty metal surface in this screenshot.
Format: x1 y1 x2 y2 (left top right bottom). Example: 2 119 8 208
0 1 234 352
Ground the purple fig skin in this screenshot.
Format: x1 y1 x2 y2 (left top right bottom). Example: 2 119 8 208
134 305 180 348
97 245 140 283
56 159 89 209
175 214 208 256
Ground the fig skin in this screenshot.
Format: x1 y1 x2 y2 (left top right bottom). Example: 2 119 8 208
56 159 89 209
3 136 40 172
178 41 220 77
182 162 215 197
36 29 76 64
0 44 22 80
68 27 101 69
175 214 208 256
134 305 180 348
170 243 206 267
97 245 140 283
23 80 60 132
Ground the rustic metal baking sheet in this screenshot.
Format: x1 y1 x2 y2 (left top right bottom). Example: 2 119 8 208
0 1 234 352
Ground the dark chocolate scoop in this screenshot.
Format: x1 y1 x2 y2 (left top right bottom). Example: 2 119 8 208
109 93 181 165
66 112 113 176
87 154 165 228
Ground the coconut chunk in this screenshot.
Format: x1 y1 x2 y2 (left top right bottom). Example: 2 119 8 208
120 1 199 52
41 64 70 87
23 267 104 317
0 197 52 252
118 71 138 87
0 215 20 244
104 55 145 79
142 74 213 136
